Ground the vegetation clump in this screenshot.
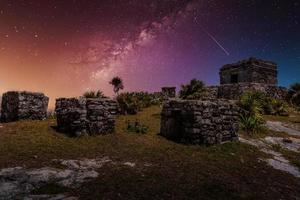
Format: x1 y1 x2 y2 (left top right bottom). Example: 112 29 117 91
126 120 149 134
263 98 289 116
238 91 291 134
288 82 300 108
238 91 266 134
117 92 161 115
110 76 124 95
83 90 106 98
179 79 207 100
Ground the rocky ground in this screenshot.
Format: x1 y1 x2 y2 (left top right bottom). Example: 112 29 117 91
0 107 300 199
240 119 300 178
0 157 147 199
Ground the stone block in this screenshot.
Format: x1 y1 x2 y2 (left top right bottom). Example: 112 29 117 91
160 99 239 145
1 91 49 122
55 97 118 136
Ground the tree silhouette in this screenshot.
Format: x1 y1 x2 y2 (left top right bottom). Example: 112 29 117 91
110 76 124 95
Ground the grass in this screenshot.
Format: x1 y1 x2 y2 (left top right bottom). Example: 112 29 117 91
0 106 300 199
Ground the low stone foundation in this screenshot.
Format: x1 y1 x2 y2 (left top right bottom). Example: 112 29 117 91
205 83 288 100
55 98 118 136
218 83 288 100
160 100 239 145
1 91 49 122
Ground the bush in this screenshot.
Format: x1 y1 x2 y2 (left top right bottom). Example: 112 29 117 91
117 93 141 115
117 92 162 115
238 91 265 117
126 120 149 134
239 115 264 135
238 91 265 134
263 98 289 116
288 83 300 108
179 79 207 100
83 90 106 98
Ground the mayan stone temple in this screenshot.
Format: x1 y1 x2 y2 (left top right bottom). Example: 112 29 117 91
55 97 118 136
0 91 49 122
214 57 288 100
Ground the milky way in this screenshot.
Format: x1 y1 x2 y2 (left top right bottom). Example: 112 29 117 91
0 0 299 107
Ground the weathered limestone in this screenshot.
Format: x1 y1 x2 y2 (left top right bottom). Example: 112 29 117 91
220 57 278 85
205 58 288 101
55 98 118 136
1 91 49 122
161 99 239 145
161 87 176 98
217 83 288 100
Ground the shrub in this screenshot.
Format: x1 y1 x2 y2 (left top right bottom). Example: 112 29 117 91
83 90 106 98
238 91 265 118
288 83 300 108
239 115 264 135
179 79 207 100
117 93 141 115
126 120 149 134
264 98 289 116
117 92 162 115
238 91 265 134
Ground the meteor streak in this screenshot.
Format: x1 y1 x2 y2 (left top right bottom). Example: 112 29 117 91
202 28 230 56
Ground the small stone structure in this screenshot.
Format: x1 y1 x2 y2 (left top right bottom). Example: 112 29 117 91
1 91 49 122
161 99 239 145
205 58 288 100
220 57 278 85
161 87 176 98
55 97 118 136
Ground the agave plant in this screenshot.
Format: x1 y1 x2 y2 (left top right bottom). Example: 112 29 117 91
238 91 265 119
179 79 206 100
238 91 266 134
239 115 264 135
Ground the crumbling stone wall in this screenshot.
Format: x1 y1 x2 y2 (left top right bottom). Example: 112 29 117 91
1 91 49 122
161 87 176 98
55 98 118 136
220 57 278 85
161 100 239 145
205 86 219 100
217 83 288 100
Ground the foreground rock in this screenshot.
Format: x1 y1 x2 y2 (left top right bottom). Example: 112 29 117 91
55 97 118 136
0 157 111 199
161 99 239 145
1 91 49 122
240 137 300 178
266 121 300 137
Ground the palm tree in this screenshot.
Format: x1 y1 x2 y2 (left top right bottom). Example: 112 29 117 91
289 83 300 107
179 79 206 100
110 76 124 95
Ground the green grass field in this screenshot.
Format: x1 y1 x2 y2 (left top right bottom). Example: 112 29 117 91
0 106 300 199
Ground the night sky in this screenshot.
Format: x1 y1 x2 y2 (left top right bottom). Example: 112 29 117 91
0 0 299 107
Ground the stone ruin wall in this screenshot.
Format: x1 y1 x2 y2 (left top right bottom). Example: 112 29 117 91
220 58 278 85
161 100 239 145
55 97 118 136
1 91 49 122
161 87 176 99
205 83 288 101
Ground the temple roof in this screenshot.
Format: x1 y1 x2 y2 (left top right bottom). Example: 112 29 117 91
220 57 277 71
